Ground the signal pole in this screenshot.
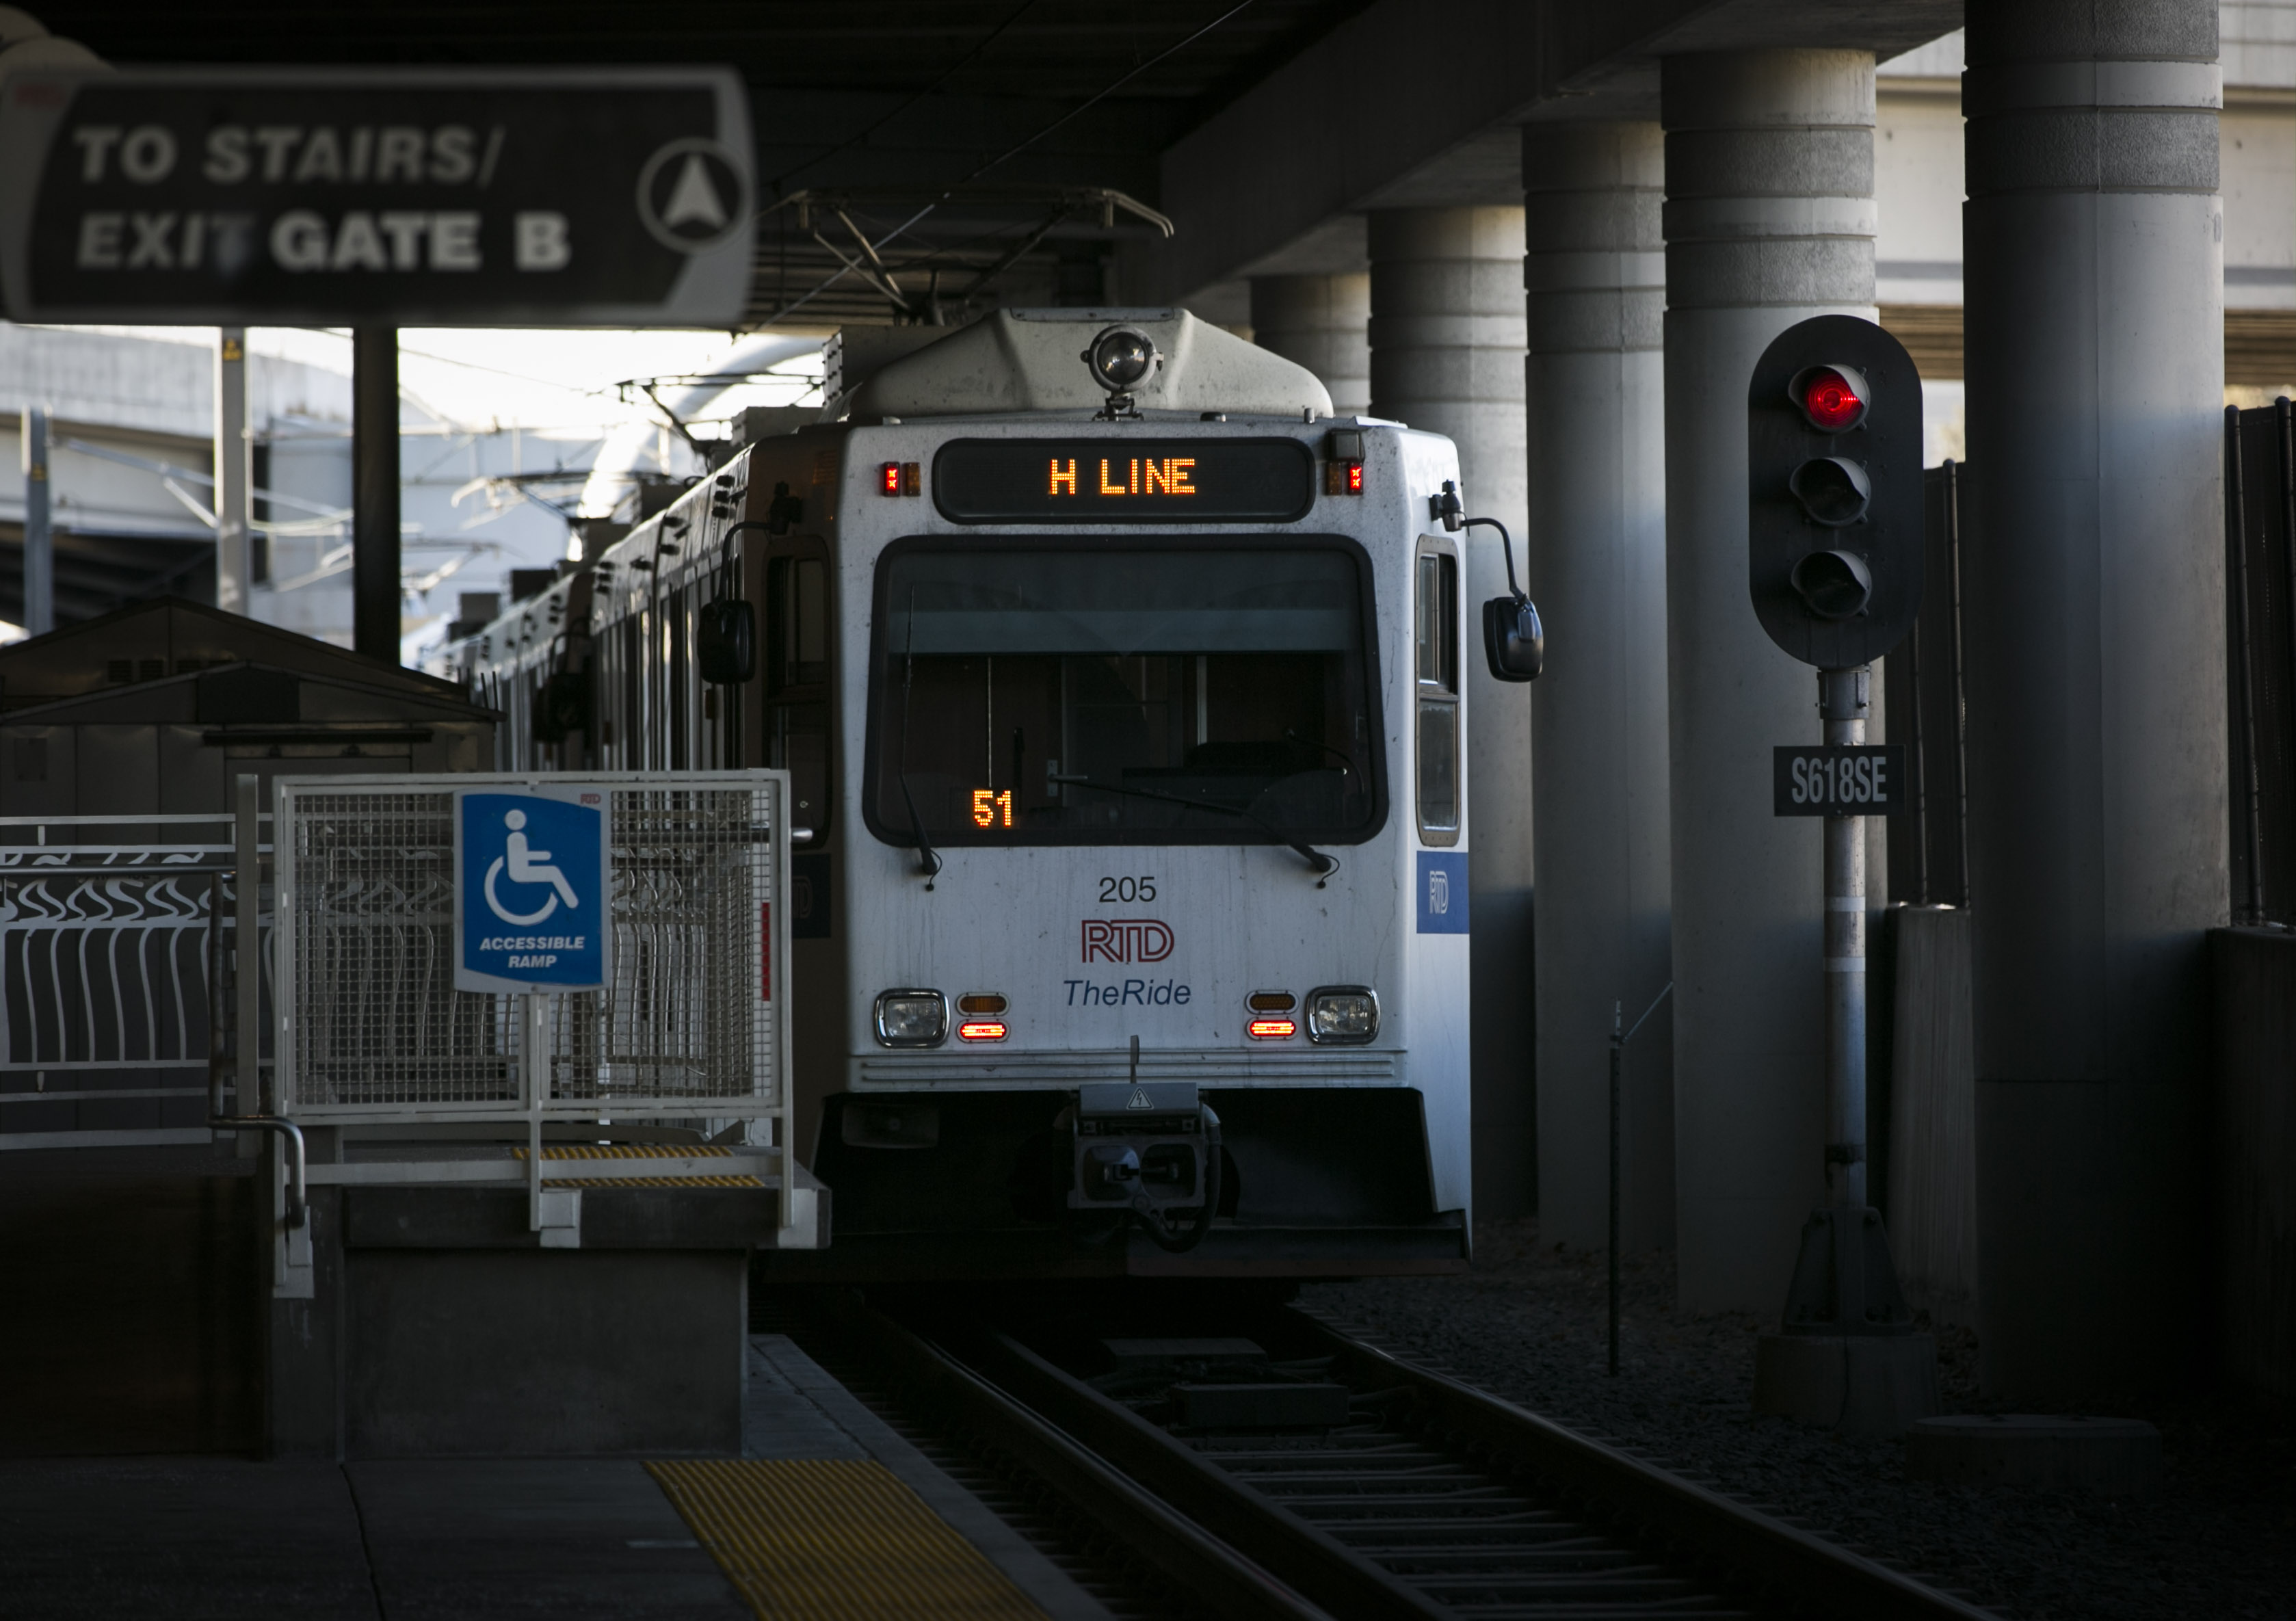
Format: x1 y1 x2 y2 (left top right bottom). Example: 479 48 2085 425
1744 314 1938 1436
1821 665 1869 1210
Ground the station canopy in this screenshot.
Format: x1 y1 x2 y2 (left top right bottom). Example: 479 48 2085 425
57 1 1371 329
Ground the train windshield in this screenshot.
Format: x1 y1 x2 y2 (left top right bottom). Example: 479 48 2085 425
870 542 1382 846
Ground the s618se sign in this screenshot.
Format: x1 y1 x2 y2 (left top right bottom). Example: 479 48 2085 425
0 66 752 326
1773 746 1908 815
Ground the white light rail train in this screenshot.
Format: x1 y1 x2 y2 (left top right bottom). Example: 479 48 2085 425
447 309 1542 1279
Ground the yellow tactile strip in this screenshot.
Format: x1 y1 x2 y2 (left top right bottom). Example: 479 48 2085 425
512 1143 763 1189
648 1458 1048 1621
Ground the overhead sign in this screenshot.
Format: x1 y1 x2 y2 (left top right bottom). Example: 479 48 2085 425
0 67 753 326
932 438 1316 524
454 789 611 992
1773 746 1908 816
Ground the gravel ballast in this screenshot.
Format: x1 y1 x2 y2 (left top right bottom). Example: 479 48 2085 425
1303 1219 2295 1621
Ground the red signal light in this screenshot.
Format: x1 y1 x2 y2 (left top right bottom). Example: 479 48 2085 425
1248 1018 1297 1040
1345 460 1364 495
958 1020 1007 1041
880 461 901 495
1791 365 1869 433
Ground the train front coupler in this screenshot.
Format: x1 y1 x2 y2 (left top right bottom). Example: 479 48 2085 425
1066 1075 1221 1253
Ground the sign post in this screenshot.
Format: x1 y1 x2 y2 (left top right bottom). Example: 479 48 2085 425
0 66 754 326
456 787 611 1237
1745 315 1940 1436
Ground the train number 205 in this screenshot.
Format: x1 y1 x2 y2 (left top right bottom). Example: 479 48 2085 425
1097 875 1157 904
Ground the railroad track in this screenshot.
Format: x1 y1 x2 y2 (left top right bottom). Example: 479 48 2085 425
779 1288 2000 1621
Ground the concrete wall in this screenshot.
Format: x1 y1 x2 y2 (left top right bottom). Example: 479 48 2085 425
0 1153 261 1456
346 1250 746 1458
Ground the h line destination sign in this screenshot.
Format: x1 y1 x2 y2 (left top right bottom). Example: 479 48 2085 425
0 66 753 326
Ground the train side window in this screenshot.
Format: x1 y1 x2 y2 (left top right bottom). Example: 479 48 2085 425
1416 548 1461 843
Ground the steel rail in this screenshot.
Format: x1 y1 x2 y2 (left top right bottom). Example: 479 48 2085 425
847 1295 1998 1621
1293 1310 1999 1621
817 1297 1334 1621
935 1319 1487 1621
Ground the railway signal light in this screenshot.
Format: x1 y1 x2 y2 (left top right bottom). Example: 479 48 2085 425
1747 316 1923 668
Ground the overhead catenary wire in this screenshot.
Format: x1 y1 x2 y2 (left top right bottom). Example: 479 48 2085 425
752 0 1258 328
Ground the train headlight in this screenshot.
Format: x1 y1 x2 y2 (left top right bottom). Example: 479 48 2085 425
1304 986 1379 1044
873 990 948 1048
1083 326 1160 393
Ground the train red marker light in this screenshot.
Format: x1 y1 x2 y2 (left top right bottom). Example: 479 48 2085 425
1248 1018 1296 1040
958 1020 1007 1041
1789 365 1869 433
880 461 901 495
1347 460 1364 495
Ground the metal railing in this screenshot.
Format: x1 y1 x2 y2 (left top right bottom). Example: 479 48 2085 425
274 774 788 1129
0 813 272 1151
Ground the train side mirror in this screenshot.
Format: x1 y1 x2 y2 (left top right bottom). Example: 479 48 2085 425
698 598 755 685
533 668 591 743
1483 594 1543 683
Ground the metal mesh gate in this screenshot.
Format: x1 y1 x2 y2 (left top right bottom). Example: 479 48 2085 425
275 773 787 1129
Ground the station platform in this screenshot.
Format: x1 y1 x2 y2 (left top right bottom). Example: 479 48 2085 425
0 1336 1109 1621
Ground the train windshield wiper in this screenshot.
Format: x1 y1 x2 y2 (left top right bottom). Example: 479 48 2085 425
1049 774 1337 883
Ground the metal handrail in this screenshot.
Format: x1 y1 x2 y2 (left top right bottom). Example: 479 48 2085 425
206 872 304 1228
0 813 274 827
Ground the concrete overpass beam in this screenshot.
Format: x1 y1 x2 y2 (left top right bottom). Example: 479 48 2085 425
1661 49 1877 1311
1367 205 1535 1217
1962 0 2226 1400
1524 122 1674 1254
1250 274 1371 417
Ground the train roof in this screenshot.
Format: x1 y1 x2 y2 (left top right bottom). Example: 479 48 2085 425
843 308 1331 421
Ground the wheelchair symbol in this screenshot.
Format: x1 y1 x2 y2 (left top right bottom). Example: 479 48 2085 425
484 808 582 927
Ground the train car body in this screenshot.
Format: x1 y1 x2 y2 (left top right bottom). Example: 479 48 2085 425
454 309 1486 1278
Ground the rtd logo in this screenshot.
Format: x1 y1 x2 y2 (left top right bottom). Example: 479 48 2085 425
1081 919 1174 964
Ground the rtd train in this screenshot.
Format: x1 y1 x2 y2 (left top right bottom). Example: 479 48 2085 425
449 308 1541 1278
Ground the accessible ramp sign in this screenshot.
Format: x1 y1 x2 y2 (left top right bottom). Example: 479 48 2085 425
0 67 752 326
454 787 610 994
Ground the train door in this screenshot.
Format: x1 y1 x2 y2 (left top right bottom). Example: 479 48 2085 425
758 531 841 1162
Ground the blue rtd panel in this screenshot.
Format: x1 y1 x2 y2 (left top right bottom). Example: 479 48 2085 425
455 789 610 992
1416 851 1468 934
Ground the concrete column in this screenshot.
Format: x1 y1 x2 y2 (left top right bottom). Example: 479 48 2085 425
21 404 51 635
1250 274 1371 414
1367 206 1533 1216
213 329 250 615
1523 123 1673 1253
1661 51 1877 1310
1962 0 2226 1399
352 328 401 664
